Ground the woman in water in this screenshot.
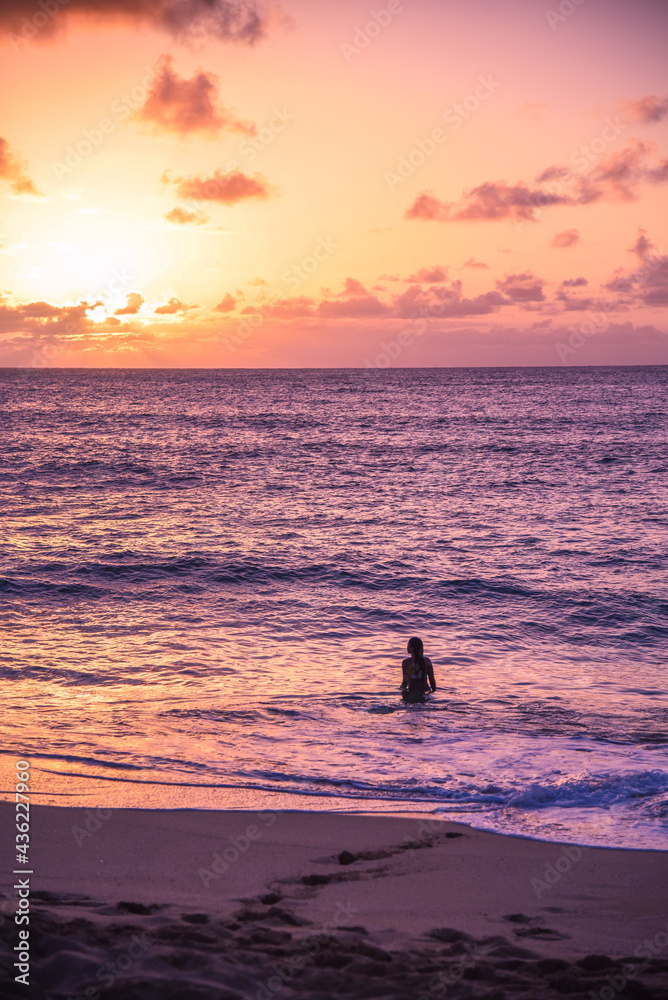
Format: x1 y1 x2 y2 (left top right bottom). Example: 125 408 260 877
400 636 436 703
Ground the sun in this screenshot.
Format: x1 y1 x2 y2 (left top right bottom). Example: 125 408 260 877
15 209 165 308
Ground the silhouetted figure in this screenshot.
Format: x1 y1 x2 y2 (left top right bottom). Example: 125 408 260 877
400 636 436 703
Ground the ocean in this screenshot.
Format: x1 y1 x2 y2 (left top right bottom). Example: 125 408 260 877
1 366 667 848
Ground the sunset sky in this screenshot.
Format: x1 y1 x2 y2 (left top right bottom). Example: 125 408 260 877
1 0 667 367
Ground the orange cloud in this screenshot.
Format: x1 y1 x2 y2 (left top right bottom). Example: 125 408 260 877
165 206 210 226
137 56 255 137
0 137 41 196
551 229 580 248
115 292 145 315
406 265 448 283
214 293 237 313
154 297 196 314
163 168 274 205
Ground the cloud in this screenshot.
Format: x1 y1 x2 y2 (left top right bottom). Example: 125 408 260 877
0 137 41 196
551 229 580 248
406 265 448 283
496 272 545 302
406 183 569 223
115 292 145 315
154 297 196 314
462 258 489 269
162 168 273 204
317 294 389 318
137 55 255 137
337 277 368 297
164 206 210 226
392 281 506 318
628 228 653 260
407 140 668 224
0 0 271 45
621 95 668 124
604 230 668 306
561 277 588 287
214 293 237 313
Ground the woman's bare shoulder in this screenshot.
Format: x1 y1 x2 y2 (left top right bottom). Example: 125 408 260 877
401 657 412 667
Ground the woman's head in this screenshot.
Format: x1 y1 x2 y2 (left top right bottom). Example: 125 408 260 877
407 636 424 659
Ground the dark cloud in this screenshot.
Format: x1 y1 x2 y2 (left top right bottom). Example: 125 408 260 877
462 258 489 269
0 0 270 45
628 229 653 259
621 95 668 125
165 206 210 226
604 231 668 307
561 277 588 288
138 56 255 137
214 293 237 313
115 292 145 316
496 272 545 302
163 168 273 204
407 140 668 224
0 137 41 196
551 229 580 248
406 183 569 223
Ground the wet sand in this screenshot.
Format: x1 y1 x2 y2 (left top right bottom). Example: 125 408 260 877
1 804 667 998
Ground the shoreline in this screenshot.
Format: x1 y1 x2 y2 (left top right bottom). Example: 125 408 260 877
2 803 668 997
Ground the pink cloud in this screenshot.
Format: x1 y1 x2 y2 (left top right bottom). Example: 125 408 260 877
407 140 668 224
138 56 255 137
621 95 668 124
496 272 545 302
551 229 580 248
406 265 448 283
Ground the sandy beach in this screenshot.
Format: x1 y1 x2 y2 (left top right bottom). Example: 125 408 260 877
1 803 667 998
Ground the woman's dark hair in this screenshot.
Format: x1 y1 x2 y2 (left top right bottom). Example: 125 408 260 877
408 636 426 674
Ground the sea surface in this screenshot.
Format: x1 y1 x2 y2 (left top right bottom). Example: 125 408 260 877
1 367 667 849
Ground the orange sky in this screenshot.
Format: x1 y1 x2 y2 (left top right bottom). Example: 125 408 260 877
1 0 667 367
